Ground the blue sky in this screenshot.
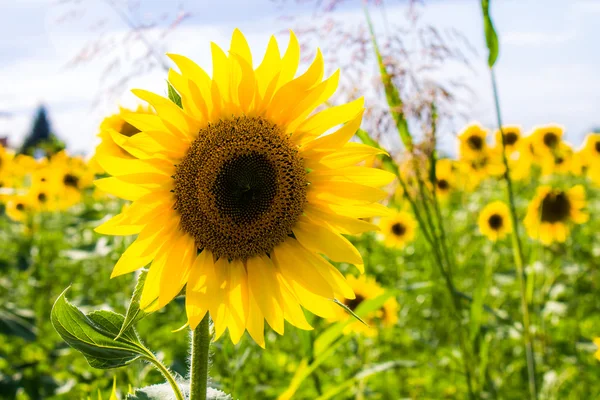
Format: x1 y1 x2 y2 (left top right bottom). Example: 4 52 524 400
1 0 599 156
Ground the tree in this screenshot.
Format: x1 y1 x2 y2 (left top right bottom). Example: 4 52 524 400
20 105 65 157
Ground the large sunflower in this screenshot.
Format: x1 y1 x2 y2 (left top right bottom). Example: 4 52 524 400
524 185 588 245
328 274 398 337
478 201 512 242
94 30 394 347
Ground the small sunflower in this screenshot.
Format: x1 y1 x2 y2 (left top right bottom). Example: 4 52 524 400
50 151 94 209
458 147 505 189
329 274 398 337
540 142 574 177
494 125 522 154
434 158 456 199
94 29 394 347
593 338 600 361
5 195 31 222
530 124 564 156
579 133 600 169
478 201 512 241
379 211 417 249
524 185 588 245
458 123 489 160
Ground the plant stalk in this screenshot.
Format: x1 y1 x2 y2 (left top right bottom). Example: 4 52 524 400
190 313 211 400
146 354 185 400
490 68 537 400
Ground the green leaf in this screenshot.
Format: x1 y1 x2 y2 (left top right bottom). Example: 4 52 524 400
167 81 183 109
51 287 151 369
314 290 397 355
481 0 499 67
363 4 413 150
116 269 152 340
0 304 37 341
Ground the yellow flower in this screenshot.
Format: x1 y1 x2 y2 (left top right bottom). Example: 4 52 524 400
458 123 489 161
494 125 522 154
594 338 600 361
478 201 512 241
379 211 417 249
540 142 574 177
530 124 564 156
5 195 31 222
94 105 155 174
434 158 456 199
457 147 505 190
579 133 600 169
329 275 398 337
524 185 588 245
50 151 94 209
93 29 394 347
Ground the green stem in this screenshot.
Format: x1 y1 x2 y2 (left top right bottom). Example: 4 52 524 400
490 69 537 400
146 354 185 400
190 313 211 400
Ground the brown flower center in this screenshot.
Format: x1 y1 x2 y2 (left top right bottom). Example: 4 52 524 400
38 192 47 203
594 141 600 154
540 192 570 223
543 132 558 148
345 294 366 311
488 214 503 230
437 179 449 190
391 222 406 236
63 173 80 188
504 132 518 146
16 203 25 211
467 135 484 151
174 116 307 261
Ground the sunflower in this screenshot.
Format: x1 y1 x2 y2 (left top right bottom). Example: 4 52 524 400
457 147 505 190
478 201 512 241
94 29 394 347
579 133 600 169
434 158 456 199
524 185 588 245
494 125 522 154
378 211 417 249
0 144 14 179
458 123 489 160
93 105 155 174
5 195 31 222
540 142 574 177
530 124 564 156
49 151 94 209
329 274 398 337
594 338 600 361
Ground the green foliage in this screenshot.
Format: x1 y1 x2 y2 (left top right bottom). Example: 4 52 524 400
51 288 147 369
167 81 183 109
481 0 499 67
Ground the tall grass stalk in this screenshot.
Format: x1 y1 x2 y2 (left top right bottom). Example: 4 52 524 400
362 3 478 397
490 69 537 399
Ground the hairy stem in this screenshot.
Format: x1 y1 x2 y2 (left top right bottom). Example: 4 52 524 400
190 313 211 400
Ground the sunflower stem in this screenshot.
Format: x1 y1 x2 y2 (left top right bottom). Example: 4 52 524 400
145 353 186 400
190 313 211 400
490 68 537 400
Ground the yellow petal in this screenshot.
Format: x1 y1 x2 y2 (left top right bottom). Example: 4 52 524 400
292 217 363 265
277 30 300 90
246 287 265 348
246 255 284 334
309 166 395 187
272 238 334 299
94 177 152 201
158 234 196 308
225 259 249 344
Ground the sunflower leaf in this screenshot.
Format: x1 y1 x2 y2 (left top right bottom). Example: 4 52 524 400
167 80 183 109
332 298 368 326
480 0 499 67
51 287 150 369
116 269 151 340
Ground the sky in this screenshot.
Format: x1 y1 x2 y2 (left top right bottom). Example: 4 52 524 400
1 0 599 156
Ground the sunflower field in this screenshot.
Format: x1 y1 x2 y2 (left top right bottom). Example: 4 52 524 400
1 1 600 399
